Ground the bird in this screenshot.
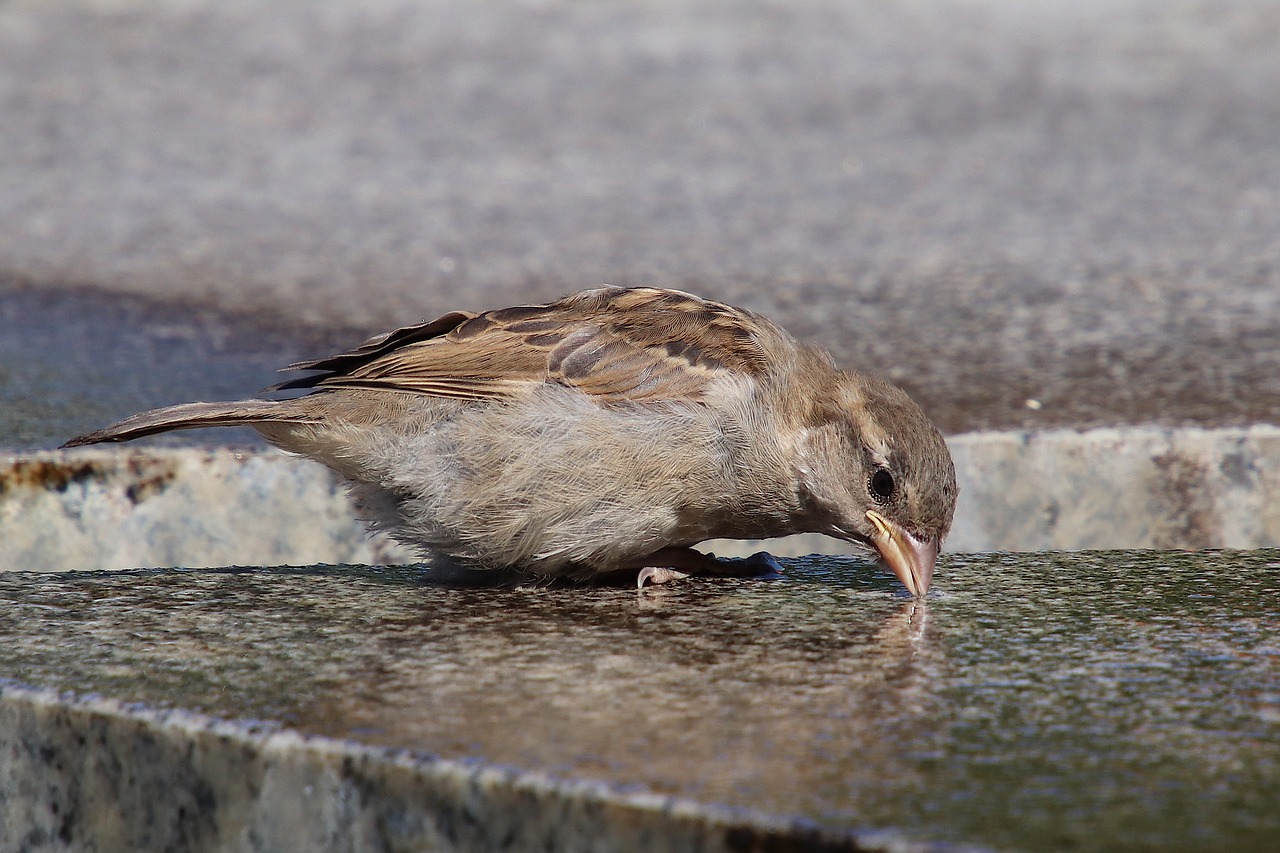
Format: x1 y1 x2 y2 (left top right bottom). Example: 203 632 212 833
63 286 957 594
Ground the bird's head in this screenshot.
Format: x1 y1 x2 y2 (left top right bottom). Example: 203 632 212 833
794 370 958 596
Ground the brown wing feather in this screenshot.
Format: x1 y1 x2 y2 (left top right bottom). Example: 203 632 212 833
270 310 476 392
276 286 793 403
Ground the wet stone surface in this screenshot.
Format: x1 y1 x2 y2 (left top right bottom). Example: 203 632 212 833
0 551 1277 852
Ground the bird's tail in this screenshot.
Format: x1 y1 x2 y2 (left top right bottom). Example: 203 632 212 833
61 400 311 447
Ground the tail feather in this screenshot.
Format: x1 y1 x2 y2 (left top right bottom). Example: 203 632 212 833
62 400 310 447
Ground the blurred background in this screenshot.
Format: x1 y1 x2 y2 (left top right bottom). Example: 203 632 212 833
4 0 1280 447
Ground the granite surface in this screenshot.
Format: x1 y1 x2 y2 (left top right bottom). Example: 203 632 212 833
3 0 1280 433
8 427 1280 571
3 3 1277 849
946 425 1280 551
0 685 879 853
1 554 1277 851
0 448 413 572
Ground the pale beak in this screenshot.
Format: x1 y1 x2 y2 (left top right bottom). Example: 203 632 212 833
865 510 938 596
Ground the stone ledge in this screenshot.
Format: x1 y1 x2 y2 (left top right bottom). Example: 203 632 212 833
945 424 1280 551
5 425 1280 571
3 556 1273 851
0 681 935 853
0 447 414 571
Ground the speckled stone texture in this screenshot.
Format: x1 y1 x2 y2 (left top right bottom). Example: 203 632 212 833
7 427 1280 571
0 686 869 853
0 448 413 571
945 425 1280 551
0 557 1276 851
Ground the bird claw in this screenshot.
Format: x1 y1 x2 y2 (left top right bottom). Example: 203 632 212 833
632 549 783 588
636 566 692 588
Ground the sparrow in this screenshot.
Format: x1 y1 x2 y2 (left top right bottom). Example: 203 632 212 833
63 286 957 594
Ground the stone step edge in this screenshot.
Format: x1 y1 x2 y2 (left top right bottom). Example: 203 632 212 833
0 679 957 853
4 424 1280 571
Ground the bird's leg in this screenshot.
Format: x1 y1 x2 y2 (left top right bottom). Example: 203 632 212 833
622 547 786 588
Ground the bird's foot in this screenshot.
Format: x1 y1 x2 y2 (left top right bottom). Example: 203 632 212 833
629 547 785 588
636 566 692 587
712 550 786 578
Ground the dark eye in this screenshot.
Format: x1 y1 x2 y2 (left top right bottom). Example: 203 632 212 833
869 468 895 502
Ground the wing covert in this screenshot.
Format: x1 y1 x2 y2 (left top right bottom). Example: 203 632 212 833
272 286 792 403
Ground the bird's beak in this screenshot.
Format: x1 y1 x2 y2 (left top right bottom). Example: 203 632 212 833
865 510 938 596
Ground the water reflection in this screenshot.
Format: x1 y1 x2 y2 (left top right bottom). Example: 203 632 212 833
285 579 953 820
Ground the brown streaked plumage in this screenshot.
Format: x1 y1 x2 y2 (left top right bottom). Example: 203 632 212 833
63 286 958 594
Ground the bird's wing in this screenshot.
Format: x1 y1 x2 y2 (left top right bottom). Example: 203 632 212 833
272 286 790 403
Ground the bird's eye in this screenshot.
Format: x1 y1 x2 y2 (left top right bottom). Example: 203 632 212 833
869 468 895 502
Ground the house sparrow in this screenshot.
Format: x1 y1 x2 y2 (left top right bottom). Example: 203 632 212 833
64 286 957 594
